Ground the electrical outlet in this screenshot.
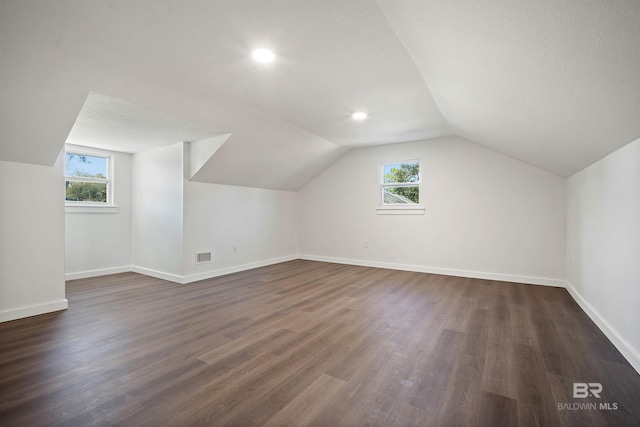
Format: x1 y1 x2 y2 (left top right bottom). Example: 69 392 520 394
233 244 238 253
364 241 369 249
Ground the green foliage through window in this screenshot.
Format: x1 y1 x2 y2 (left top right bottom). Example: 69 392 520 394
65 151 110 203
384 163 420 184
384 186 419 204
382 161 420 205
66 181 107 202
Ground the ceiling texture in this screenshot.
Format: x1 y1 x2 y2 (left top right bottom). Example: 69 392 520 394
1 1 638 190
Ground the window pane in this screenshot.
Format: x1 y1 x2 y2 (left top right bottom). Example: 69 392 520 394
65 153 107 179
383 186 419 204
383 162 419 184
66 181 107 202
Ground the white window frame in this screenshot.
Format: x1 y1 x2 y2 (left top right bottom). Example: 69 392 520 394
65 146 117 213
377 159 425 215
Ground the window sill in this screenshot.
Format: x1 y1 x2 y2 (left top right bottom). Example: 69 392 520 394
376 206 425 215
65 204 119 214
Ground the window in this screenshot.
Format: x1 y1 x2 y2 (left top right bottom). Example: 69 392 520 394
380 160 421 205
65 150 112 205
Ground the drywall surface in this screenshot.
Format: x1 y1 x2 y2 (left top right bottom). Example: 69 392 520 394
65 147 132 278
378 1 640 177
566 137 640 372
0 154 67 322
298 136 566 285
132 143 184 278
183 181 298 281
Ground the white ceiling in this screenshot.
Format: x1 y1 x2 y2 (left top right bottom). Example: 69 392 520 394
1 1 638 189
66 93 223 153
379 0 640 177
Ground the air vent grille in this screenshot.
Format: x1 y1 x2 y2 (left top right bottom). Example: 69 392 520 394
196 252 212 264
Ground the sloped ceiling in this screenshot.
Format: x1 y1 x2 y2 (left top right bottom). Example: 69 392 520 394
379 0 640 177
67 93 224 154
1 1 639 190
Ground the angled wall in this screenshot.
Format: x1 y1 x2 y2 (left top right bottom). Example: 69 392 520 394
566 137 640 373
129 141 298 283
0 153 67 322
131 143 185 280
65 146 133 279
298 136 566 285
183 181 297 282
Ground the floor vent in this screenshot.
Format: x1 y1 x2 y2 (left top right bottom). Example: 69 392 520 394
196 252 212 264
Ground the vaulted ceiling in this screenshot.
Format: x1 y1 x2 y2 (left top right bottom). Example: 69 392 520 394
1 1 638 190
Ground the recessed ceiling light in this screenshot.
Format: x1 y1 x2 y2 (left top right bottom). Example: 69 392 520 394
352 111 368 120
252 48 275 63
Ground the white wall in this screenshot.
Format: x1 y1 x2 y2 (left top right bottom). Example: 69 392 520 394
0 154 67 322
65 146 132 278
74 140 297 285
566 136 640 372
183 181 298 282
132 142 184 279
298 136 566 285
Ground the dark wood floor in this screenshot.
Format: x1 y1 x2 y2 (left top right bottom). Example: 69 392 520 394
0 260 638 426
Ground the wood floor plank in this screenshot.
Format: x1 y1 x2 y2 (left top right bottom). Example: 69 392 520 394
263 374 347 427
409 328 467 412
475 391 519 427
0 260 638 426
438 351 484 426
482 293 517 399
513 343 563 426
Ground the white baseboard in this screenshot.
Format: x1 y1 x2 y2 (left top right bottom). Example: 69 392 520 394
183 255 297 284
65 266 131 281
298 254 565 287
130 266 185 284
0 299 68 323
565 281 640 375
129 255 297 285
182 255 298 283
